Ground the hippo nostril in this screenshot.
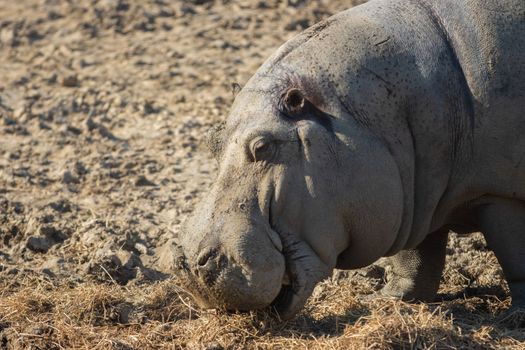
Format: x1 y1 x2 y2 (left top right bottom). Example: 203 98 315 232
195 248 225 287
197 248 218 267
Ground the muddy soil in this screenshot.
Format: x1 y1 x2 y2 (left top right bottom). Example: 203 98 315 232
0 0 523 348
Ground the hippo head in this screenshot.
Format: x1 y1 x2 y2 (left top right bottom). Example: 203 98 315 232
175 71 404 319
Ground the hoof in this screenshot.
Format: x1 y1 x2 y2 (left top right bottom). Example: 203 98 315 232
379 277 416 300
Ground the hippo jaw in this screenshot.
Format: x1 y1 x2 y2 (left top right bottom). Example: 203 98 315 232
173 180 331 319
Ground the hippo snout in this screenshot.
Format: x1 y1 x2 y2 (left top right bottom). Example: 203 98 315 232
175 223 287 312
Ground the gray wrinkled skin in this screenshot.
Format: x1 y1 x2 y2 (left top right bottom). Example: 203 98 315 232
174 0 525 319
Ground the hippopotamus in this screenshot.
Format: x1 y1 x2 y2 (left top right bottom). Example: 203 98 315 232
173 0 525 319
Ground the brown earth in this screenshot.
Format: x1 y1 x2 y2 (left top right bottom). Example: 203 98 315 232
0 0 523 348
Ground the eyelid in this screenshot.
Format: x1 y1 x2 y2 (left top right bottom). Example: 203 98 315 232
249 136 275 162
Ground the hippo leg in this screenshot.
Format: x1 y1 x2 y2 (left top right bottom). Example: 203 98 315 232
473 197 525 310
380 229 448 301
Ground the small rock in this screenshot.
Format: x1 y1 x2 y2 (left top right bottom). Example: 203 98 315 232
142 101 160 115
75 161 88 175
158 7 175 17
39 214 54 224
162 23 173 31
287 0 306 7
134 242 148 255
62 170 79 184
84 116 98 131
285 18 310 31
97 124 119 140
2 116 17 126
135 175 156 187
79 58 96 68
61 74 79 87
26 236 53 253
39 121 51 130
110 303 135 324
13 167 31 178
179 4 196 16
154 240 185 273
26 29 44 42
7 151 20 160
87 252 138 285
14 76 29 85
66 125 82 135
40 225 67 242
116 0 130 11
189 0 213 5
41 268 55 277
49 199 72 213
257 1 271 9
47 10 63 20
116 250 142 270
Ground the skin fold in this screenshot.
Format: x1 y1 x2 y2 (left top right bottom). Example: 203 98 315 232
173 0 525 319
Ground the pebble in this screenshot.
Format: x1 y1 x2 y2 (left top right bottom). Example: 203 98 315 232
62 170 79 184
135 175 156 187
26 236 53 253
134 242 148 255
61 74 79 87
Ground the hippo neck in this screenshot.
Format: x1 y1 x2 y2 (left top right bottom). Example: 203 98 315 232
354 0 525 253
383 0 480 251
406 0 525 240
327 0 481 254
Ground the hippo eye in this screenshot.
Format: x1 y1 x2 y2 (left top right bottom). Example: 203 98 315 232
250 137 275 162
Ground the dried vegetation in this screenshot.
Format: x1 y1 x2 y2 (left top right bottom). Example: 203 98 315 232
0 0 524 348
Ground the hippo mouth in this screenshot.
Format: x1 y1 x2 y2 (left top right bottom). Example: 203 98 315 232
268 224 328 319
267 196 301 318
267 199 326 319
269 229 305 319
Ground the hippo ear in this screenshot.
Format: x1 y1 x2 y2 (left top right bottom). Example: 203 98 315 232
281 88 306 115
231 82 242 97
206 121 226 160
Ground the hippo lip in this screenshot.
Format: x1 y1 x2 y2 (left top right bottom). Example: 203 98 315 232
270 242 300 318
267 199 309 319
269 224 318 320
267 194 332 319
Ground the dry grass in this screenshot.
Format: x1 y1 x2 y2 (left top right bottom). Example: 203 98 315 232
1 265 524 349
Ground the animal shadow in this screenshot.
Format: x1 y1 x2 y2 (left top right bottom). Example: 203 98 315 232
270 305 371 338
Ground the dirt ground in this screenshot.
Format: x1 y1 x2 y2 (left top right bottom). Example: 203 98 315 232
0 0 523 349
